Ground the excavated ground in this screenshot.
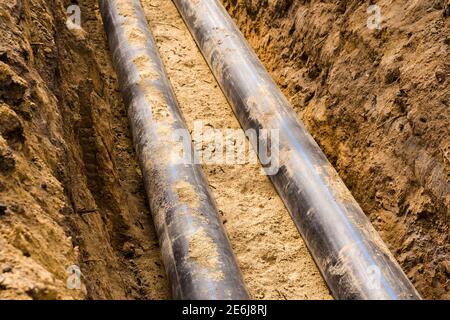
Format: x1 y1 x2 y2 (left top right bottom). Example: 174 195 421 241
0 0 447 300
0 0 170 299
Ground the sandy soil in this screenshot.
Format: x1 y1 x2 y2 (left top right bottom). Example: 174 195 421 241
140 0 331 300
223 0 449 299
1 0 447 300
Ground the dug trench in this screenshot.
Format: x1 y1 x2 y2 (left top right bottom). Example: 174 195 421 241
0 0 447 300
0 0 330 299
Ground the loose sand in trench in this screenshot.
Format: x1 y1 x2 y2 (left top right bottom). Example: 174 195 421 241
139 0 331 299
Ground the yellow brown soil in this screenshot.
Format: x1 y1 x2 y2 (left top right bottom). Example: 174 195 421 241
223 0 449 299
0 0 169 299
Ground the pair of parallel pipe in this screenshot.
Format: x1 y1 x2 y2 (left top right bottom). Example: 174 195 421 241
100 0 421 299
99 0 248 299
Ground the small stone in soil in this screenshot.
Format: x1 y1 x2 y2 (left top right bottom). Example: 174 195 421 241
122 241 136 258
0 203 7 216
2 265 12 273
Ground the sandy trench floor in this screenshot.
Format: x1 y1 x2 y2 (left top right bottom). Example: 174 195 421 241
139 0 332 300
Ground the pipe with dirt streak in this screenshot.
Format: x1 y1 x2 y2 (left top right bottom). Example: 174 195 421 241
99 0 249 300
173 0 421 300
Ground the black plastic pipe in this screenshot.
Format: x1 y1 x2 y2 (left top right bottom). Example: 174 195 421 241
99 0 248 300
173 0 421 300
